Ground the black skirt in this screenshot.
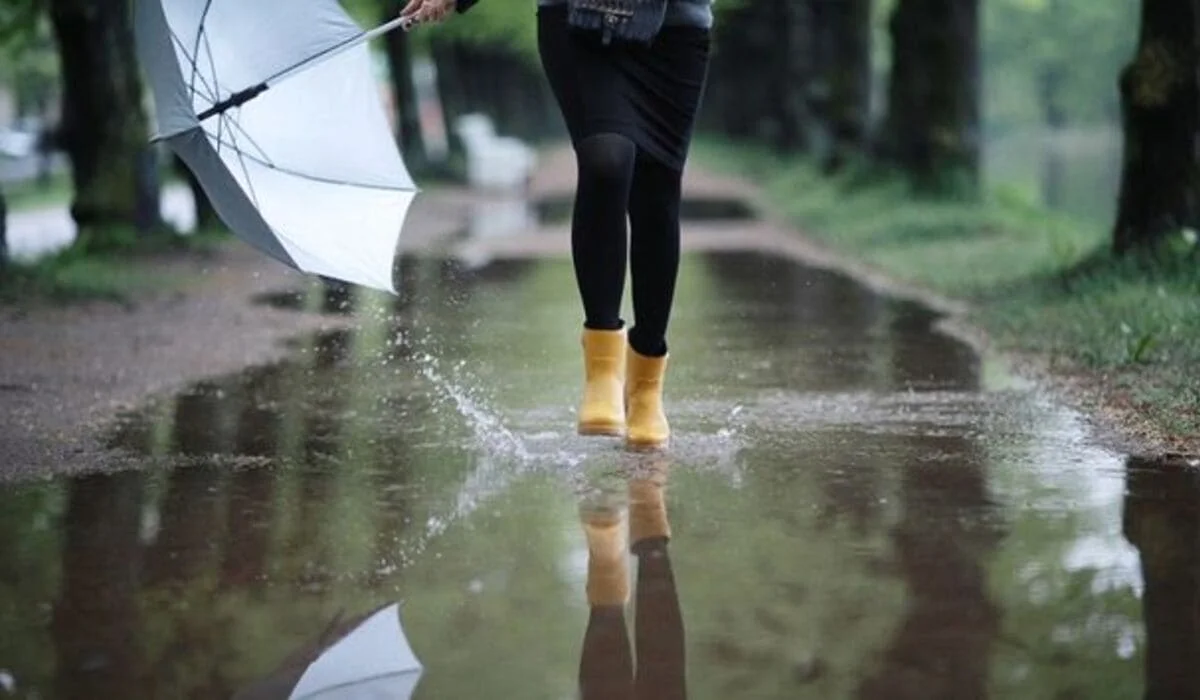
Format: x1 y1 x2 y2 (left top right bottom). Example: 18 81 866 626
537 4 712 171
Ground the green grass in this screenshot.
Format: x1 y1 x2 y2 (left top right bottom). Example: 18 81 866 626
1 226 231 305
696 139 1200 444
5 170 196 212
5 171 73 212
1 255 162 304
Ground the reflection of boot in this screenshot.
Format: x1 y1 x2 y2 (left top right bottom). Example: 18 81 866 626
582 505 630 607
630 460 671 552
579 329 627 437
625 346 669 449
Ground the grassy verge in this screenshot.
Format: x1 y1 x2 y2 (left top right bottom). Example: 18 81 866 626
1 227 231 305
5 170 196 212
695 139 1199 447
5 171 73 212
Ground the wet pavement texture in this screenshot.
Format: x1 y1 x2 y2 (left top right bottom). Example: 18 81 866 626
533 194 758 226
0 250 1192 699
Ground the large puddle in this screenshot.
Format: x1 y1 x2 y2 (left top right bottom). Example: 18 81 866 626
0 251 1188 698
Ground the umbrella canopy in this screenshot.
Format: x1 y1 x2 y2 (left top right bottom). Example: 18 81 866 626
234 603 424 700
134 0 418 293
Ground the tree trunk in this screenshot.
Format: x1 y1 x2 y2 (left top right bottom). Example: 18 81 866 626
430 37 467 162
48 0 162 250
771 0 812 153
1111 0 1200 255
703 1 798 145
807 0 833 137
383 0 428 174
0 185 8 273
879 0 981 195
822 0 872 172
1037 64 1069 131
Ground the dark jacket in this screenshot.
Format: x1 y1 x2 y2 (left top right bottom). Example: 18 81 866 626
456 0 714 29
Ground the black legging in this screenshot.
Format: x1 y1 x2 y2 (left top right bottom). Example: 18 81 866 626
573 133 682 358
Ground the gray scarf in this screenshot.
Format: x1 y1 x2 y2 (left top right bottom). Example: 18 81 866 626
567 0 669 45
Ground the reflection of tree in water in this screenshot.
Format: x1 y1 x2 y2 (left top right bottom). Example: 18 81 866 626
221 365 289 590
36 254 550 696
145 384 229 588
685 250 1001 696
855 435 1003 699
1123 455 1200 699
881 299 979 393
855 307 1003 699
51 471 145 700
701 251 889 363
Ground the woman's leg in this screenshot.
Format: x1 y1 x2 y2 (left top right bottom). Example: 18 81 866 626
627 153 684 357
623 153 684 448
571 133 638 436
572 133 638 330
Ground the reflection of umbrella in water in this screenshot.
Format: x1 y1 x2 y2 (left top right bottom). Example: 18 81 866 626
235 603 423 700
133 0 419 293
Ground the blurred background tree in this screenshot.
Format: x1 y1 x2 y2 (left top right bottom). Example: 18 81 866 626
0 0 55 272
46 0 165 249
0 0 1171 265
1111 0 1200 254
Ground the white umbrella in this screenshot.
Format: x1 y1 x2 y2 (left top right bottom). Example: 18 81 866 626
134 0 419 293
235 603 424 700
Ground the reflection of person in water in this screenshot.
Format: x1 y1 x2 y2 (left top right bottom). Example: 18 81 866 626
578 458 686 700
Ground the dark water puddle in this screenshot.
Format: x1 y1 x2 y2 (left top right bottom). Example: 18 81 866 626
254 256 540 317
0 251 1188 698
534 194 758 225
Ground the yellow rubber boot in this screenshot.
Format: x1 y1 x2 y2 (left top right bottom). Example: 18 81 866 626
625 346 669 449
581 506 630 607
578 329 626 436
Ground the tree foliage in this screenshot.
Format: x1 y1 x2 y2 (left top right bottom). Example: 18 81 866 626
0 0 58 120
983 0 1139 131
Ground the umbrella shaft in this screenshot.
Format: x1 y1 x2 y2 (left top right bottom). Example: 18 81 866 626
196 16 412 123
197 82 269 122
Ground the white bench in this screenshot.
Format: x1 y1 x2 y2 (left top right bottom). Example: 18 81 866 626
454 113 537 193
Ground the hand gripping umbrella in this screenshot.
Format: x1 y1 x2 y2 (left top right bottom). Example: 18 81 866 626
134 0 419 293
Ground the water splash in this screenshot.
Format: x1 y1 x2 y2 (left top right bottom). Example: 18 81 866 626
400 328 587 468
369 327 748 576
417 352 534 461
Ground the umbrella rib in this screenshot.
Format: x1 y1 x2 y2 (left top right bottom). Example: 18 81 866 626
168 28 218 105
201 28 222 113
188 0 217 103
204 132 415 192
222 116 263 209
222 115 275 167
